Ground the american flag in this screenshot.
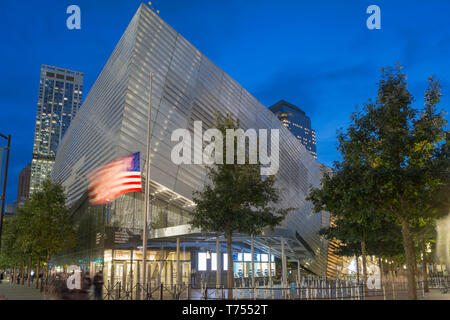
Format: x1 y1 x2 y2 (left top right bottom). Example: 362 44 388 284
88 152 142 205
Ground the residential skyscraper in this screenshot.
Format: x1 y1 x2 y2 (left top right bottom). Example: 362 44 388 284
269 100 317 159
17 163 31 204
30 65 83 194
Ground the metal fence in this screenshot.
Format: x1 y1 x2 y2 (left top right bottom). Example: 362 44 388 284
103 281 189 300
197 281 427 300
99 278 432 300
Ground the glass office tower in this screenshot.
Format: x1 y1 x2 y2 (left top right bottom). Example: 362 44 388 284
52 4 330 288
30 65 83 194
269 100 317 159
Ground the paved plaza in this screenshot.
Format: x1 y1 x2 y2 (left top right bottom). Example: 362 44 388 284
0 281 45 300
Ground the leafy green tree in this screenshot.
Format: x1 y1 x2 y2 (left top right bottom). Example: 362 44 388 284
309 65 449 299
34 180 76 282
15 180 76 287
0 218 21 280
15 200 40 287
309 162 381 293
190 114 292 299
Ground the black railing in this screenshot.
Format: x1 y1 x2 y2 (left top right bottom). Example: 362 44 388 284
103 281 189 300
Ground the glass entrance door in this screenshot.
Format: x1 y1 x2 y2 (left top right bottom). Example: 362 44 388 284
114 262 124 284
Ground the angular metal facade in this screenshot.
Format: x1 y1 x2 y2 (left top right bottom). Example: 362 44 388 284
53 4 329 275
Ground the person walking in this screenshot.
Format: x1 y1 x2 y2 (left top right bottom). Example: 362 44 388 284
93 271 104 300
443 269 449 288
82 272 92 300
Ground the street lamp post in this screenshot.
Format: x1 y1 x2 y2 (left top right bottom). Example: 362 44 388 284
0 133 11 250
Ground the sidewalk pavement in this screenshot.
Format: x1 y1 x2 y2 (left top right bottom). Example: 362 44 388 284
0 280 46 300
422 288 450 300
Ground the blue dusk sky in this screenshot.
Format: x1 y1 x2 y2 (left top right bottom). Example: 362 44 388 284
0 0 449 203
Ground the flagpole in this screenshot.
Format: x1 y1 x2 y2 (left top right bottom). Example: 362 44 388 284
106 200 110 222
142 72 153 297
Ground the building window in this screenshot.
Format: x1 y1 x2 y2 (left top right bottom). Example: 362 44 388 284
198 252 207 271
211 253 217 271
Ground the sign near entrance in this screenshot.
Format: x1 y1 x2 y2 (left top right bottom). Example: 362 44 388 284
114 231 130 244
66 265 82 290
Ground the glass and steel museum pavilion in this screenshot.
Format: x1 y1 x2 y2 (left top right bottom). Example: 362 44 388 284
52 3 331 288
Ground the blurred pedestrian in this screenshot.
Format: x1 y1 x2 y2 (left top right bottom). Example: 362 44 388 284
82 272 92 300
93 271 104 300
443 269 449 286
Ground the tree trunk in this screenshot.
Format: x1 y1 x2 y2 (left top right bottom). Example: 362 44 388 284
361 240 368 297
421 238 429 293
21 262 25 285
356 256 360 284
28 256 32 287
227 233 233 299
46 252 51 287
11 264 15 284
400 218 417 300
35 257 40 289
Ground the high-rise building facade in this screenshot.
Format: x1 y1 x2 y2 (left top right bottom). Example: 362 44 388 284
30 65 83 194
269 100 317 159
52 4 330 285
17 163 31 204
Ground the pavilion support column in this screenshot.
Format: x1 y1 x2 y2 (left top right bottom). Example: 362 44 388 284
297 260 301 283
216 237 221 289
176 237 181 288
281 237 287 288
160 245 164 286
251 236 255 289
268 246 272 287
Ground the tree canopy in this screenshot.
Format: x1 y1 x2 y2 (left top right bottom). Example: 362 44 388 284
190 113 292 298
0 180 76 284
308 65 449 300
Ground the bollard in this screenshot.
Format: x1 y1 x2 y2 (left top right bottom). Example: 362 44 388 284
160 283 163 300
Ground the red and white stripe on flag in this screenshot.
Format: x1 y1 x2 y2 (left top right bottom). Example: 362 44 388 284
87 152 142 205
